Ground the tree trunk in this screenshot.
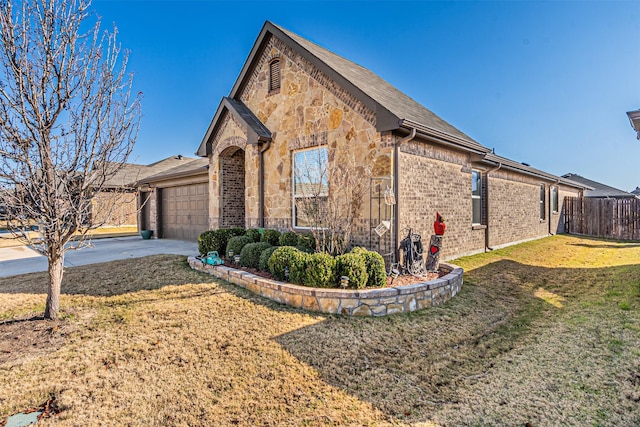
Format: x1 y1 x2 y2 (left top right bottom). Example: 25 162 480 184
45 254 64 320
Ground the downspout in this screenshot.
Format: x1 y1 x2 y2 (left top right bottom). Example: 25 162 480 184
393 127 416 261
550 179 559 235
258 138 272 228
484 162 502 251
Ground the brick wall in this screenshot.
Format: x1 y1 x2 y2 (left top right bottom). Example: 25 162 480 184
220 149 246 228
92 191 138 226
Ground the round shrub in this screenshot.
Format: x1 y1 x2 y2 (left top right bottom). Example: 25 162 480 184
279 231 298 247
226 235 253 258
304 252 336 288
296 232 315 252
228 227 246 238
296 245 314 254
268 246 305 282
240 242 272 269
351 247 387 288
245 228 261 242
198 228 239 255
335 252 368 289
261 229 281 246
258 246 279 272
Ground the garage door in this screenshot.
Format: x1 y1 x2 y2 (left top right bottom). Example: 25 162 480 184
161 183 209 241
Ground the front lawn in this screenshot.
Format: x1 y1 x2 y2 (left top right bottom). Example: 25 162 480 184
0 235 638 426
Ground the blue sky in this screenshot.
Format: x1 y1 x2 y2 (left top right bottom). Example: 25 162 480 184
93 0 640 192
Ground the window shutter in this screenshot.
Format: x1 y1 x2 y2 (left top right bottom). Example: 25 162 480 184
269 59 280 91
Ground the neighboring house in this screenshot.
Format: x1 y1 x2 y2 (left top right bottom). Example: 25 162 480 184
152 21 585 259
631 187 640 197
561 173 637 199
137 157 209 241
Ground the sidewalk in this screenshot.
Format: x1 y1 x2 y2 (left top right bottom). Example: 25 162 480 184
0 237 198 278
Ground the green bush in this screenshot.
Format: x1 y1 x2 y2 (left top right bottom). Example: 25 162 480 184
226 235 253 258
304 252 337 288
296 245 314 254
335 252 368 289
258 246 279 272
261 229 281 246
351 247 387 288
240 242 272 269
279 231 298 247
296 232 315 252
245 228 261 242
228 227 246 238
268 246 305 282
198 228 239 255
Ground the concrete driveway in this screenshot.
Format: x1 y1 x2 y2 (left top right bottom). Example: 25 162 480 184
0 237 198 278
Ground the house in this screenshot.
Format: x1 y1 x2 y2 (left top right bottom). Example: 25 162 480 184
151 21 586 259
561 173 637 199
630 187 640 197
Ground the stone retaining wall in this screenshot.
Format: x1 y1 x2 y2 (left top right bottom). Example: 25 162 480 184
188 256 463 316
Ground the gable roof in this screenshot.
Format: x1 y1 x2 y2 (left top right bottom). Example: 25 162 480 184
562 173 635 198
198 97 272 156
141 157 209 184
198 21 487 157
631 187 640 196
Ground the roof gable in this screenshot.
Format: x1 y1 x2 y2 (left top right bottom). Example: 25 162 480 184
198 21 486 156
562 173 635 198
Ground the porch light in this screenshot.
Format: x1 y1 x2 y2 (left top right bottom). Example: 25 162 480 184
626 109 640 140
234 254 241 264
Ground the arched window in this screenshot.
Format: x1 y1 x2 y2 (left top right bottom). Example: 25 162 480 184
269 59 281 92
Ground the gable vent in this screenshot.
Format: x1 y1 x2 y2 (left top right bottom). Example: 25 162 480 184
269 59 281 92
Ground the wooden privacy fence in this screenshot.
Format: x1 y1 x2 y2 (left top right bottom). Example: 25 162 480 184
564 197 640 240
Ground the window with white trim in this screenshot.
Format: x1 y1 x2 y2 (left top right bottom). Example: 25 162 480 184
551 186 558 213
540 184 546 220
292 146 328 228
472 170 482 224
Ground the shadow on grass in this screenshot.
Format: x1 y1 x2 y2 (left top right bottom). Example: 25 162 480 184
273 259 640 422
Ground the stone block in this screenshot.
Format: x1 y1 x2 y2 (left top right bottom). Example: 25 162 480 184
283 292 303 308
302 296 320 312
317 297 340 314
352 305 372 317
386 303 404 315
404 295 417 312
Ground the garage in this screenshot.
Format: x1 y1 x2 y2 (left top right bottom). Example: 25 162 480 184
161 183 209 241
137 157 210 242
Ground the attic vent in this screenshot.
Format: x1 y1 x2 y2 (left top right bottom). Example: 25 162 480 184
269 59 281 92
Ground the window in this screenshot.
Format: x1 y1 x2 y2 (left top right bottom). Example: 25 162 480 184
292 147 328 228
551 186 558 213
269 59 281 92
472 170 482 224
540 184 546 220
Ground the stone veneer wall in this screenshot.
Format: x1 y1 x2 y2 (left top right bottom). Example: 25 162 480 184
188 256 463 317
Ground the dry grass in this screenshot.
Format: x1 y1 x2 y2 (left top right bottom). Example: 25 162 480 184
0 235 639 426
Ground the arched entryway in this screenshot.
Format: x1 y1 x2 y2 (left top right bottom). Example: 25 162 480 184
219 146 246 228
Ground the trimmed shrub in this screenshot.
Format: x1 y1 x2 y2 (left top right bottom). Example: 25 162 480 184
261 229 281 246
240 242 272 269
228 227 246 238
296 232 315 252
351 247 387 288
245 228 261 243
198 228 236 255
268 246 305 282
304 252 336 288
258 246 279 272
279 231 298 247
296 245 314 254
226 235 253 258
335 252 368 289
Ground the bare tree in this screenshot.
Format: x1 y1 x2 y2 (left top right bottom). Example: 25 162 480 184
0 0 141 320
294 141 372 255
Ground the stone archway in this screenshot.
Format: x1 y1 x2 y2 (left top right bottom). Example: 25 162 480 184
219 146 246 228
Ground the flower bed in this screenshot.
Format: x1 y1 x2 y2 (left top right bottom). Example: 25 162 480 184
188 256 463 317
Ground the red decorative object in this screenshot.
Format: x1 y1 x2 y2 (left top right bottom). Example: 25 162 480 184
430 245 439 255
434 212 446 236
